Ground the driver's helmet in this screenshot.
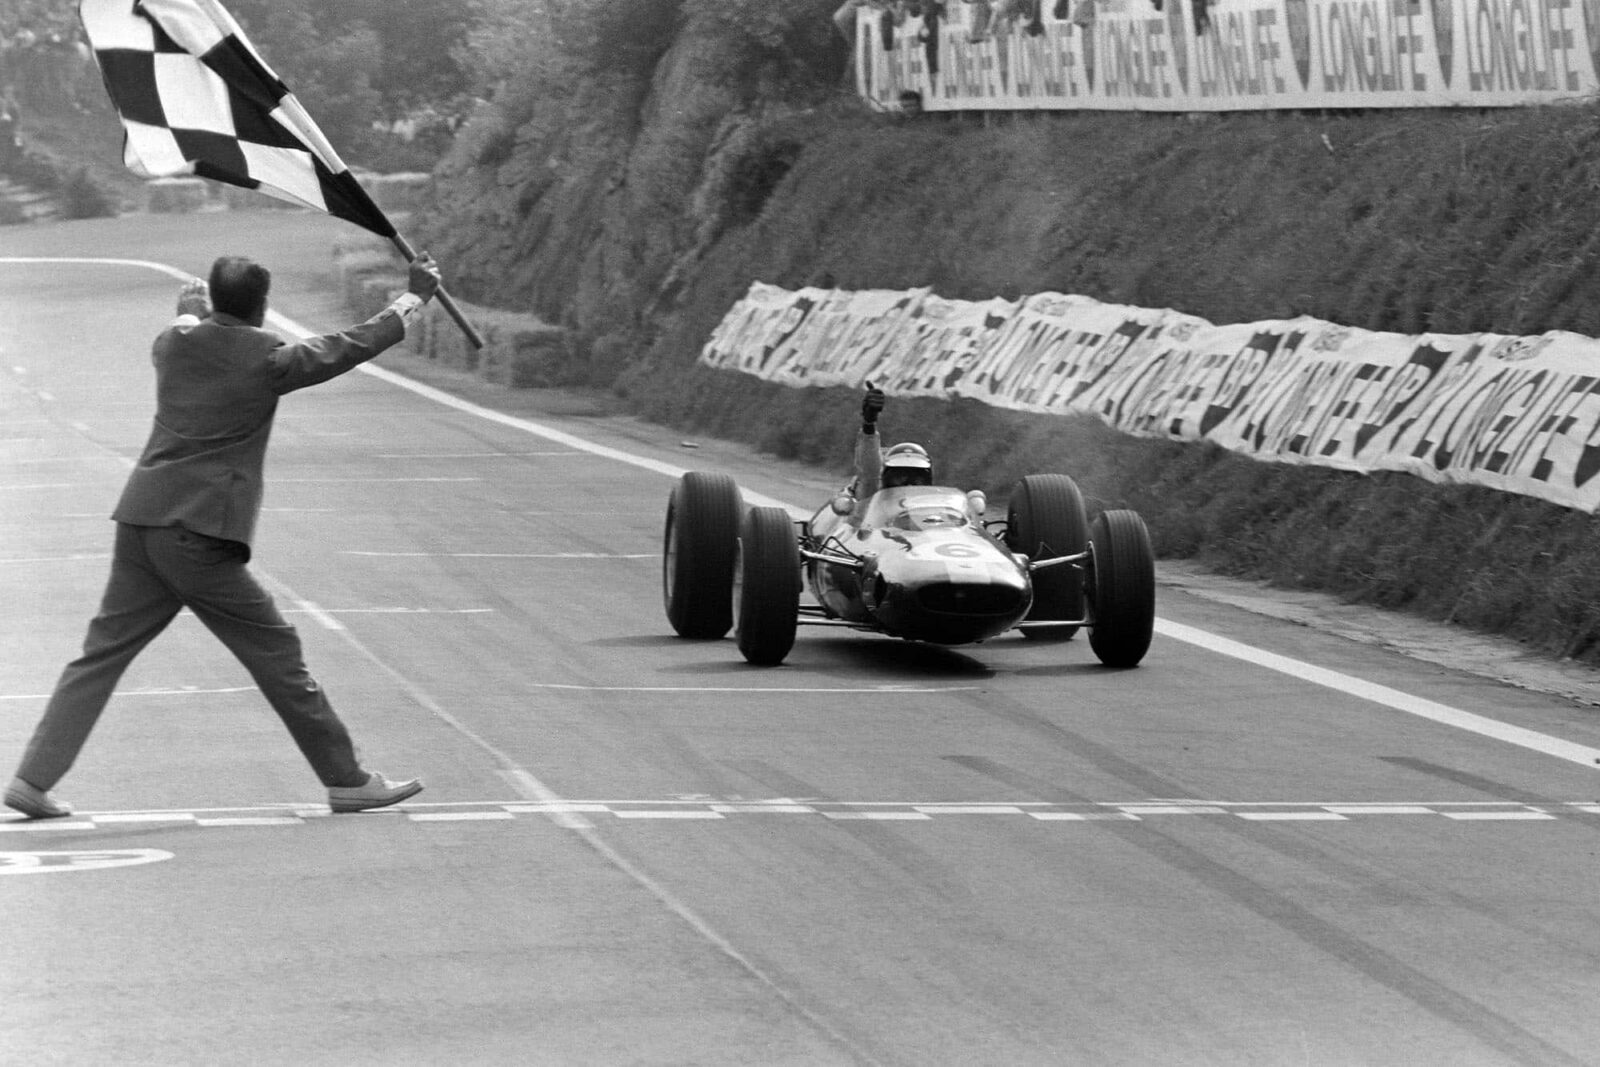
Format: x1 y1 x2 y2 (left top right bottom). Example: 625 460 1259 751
882 441 933 488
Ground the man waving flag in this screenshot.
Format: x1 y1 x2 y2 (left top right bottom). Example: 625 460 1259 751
78 0 481 346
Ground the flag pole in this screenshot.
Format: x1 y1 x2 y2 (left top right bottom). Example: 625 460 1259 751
388 233 484 350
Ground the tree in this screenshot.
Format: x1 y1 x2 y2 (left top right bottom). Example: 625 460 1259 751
226 0 471 128
454 0 560 97
335 0 477 108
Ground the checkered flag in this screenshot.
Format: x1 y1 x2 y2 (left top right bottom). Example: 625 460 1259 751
78 0 394 237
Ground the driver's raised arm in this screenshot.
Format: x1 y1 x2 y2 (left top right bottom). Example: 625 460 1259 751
854 383 885 510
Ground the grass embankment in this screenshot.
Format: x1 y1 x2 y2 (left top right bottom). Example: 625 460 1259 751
621 105 1600 667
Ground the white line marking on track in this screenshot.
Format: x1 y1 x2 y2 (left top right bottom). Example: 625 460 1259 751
408 811 516 821
340 352 808 514
4 800 1597 834
500 769 592 830
373 451 583 458
280 607 494 615
341 551 654 559
614 810 726 819
1441 810 1558 821
291 600 346 631
11 799 1600 818
0 848 172 874
823 811 932 820
526 683 984 693
0 686 254 701
1155 619 1600 769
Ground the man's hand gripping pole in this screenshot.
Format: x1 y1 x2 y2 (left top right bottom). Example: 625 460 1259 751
389 234 484 350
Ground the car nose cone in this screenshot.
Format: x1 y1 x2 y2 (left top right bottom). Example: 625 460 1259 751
916 580 1028 616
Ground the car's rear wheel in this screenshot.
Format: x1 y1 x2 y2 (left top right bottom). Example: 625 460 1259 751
1006 474 1089 640
735 506 801 666
663 471 742 639
1087 509 1155 668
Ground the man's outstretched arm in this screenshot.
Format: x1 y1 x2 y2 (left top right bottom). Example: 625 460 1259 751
269 252 443 394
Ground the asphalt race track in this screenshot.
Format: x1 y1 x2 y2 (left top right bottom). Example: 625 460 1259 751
3 214 1599 1067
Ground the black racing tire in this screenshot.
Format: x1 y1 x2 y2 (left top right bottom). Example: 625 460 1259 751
663 471 743 639
1087 510 1155 668
735 506 801 666
1006 474 1089 641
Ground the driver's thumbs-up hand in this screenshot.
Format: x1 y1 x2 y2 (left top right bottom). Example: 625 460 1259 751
861 382 885 429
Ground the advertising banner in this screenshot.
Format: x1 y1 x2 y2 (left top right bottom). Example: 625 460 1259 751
851 0 1600 111
700 281 1600 511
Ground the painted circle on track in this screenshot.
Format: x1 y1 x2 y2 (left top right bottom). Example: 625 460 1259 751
0 849 174 875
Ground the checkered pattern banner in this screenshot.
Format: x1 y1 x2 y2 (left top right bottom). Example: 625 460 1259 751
78 0 394 236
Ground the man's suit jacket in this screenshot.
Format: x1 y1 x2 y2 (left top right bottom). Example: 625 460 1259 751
113 307 407 549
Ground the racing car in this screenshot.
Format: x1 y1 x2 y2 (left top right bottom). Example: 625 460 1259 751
662 469 1156 668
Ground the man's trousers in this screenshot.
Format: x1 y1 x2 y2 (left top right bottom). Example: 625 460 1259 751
16 523 365 790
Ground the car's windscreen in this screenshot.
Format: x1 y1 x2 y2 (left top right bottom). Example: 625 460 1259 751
863 488 973 531
888 505 969 531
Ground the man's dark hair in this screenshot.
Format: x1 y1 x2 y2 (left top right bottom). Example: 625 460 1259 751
208 256 271 321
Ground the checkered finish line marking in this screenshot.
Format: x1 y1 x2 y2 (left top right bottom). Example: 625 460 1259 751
3 800 1598 831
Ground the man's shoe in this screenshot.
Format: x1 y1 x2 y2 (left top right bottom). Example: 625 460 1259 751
4 777 73 820
328 772 423 813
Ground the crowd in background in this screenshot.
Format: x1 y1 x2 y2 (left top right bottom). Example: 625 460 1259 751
0 84 19 165
834 0 1096 113
834 0 1086 46
0 0 78 44
0 3 97 182
834 0 1211 51
0 2 95 123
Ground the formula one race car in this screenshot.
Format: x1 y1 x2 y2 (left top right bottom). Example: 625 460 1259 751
662 470 1155 668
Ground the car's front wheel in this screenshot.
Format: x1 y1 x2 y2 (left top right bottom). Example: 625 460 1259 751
663 471 743 639
1007 473 1089 640
1086 509 1155 668
735 506 801 666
